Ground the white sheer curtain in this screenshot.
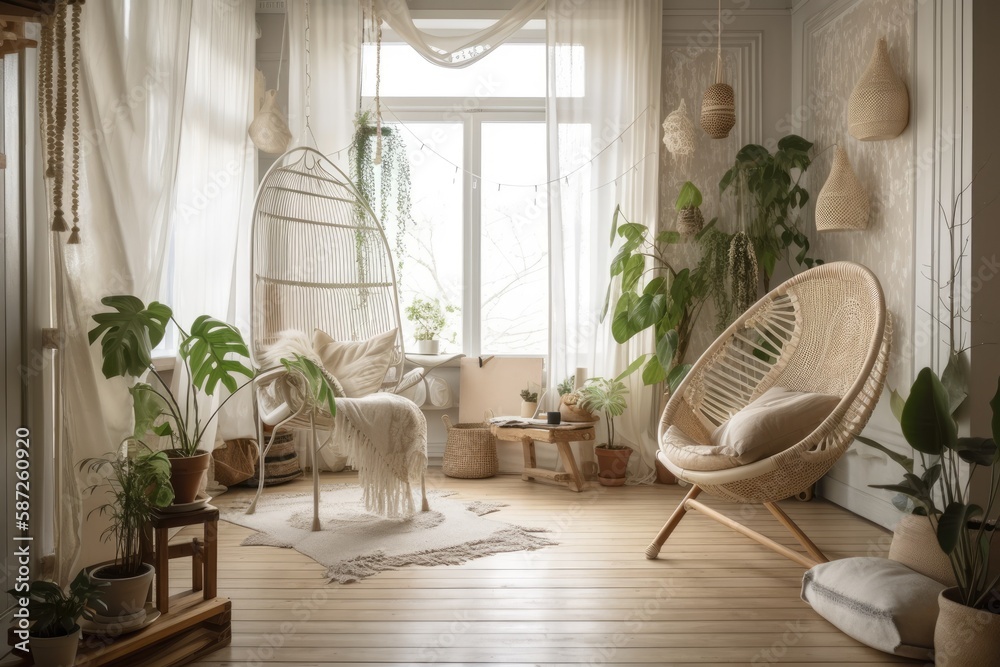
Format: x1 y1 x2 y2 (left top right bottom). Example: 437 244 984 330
545 0 663 481
373 0 544 68
45 0 255 582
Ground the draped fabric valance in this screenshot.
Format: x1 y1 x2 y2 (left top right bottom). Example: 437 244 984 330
371 0 544 68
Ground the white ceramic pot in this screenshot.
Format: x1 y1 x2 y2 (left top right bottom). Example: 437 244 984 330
933 587 1000 665
416 339 439 355
29 627 80 667
88 562 154 621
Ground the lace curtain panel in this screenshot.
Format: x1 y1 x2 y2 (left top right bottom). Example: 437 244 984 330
372 0 544 68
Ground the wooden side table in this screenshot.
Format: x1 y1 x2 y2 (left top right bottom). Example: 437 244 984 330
140 505 219 614
490 424 595 492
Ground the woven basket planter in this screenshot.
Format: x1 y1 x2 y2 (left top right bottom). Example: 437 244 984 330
662 98 696 156
815 145 869 231
442 415 498 479
701 82 735 139
241 430 303 487
677 206 704 235
849 37 909 141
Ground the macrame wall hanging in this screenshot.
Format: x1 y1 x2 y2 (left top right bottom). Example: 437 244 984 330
848 36 909 141
39 0 85 244
815 145 869 232
700 0 735 140
661 98 696 157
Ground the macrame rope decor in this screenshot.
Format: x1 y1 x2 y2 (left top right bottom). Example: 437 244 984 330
815 144 870 232
661 98 696 157
729 171 758 313
848 36 909 141
39 0 84 243
700 0 736 139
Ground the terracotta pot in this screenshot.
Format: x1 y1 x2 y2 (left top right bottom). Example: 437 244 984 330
88 562 154 620
29 626 80 667
654 458 677 485
167 449 210 504
520 401 538 418
933 587 1000 665
594 446 632 487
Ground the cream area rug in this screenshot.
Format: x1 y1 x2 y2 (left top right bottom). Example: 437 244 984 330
221 485 555 583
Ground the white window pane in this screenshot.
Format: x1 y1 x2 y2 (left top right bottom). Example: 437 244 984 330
480 122 548 355
380 123 464 352
361 43 545 98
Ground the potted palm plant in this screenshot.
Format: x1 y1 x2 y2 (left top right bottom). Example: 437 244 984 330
871 368 999 663
7 570 105 667
80 443 173 622
405 297 452 355
576 376 632 486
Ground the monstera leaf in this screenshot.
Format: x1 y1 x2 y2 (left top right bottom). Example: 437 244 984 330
178 316 253 395
88 296 172 378
282 355 338 417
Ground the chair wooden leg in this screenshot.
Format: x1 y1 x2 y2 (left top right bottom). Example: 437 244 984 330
764 501 829 564
310 411 321 532
420 474 430 512
645 485 702 559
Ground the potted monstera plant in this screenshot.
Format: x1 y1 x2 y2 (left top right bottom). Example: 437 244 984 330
80 443 173 623
7 570 105 666
89 295 335 504
577 376 632 486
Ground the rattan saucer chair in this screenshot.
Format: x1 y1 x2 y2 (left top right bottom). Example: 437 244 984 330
646 262 891 567
245 147 428 530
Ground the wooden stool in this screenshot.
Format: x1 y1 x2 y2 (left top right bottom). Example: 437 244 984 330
490 424 595 492
140 505 219 614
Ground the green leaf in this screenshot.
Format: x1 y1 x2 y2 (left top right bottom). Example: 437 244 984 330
281 355 338 416
937 502 983 555
617 222 647 243
854 435 914 474
760 250 777 279
88 296 172 379
719 167 736 194
179 316 253 395
655 330 679 371
666 363 691 394
643 276 666 296
940 352 968 414
628 293 666 332
614 355 647 382
889 388 905 422
955 437 999 466
674 181 703 210
641 356 667 385
777 134 814 154
129 384 168 440
991 377 1000 446
694 217 718 241
610 205 621 246
922 463 942 490
611 311 634 344
621 255 645 292
900 368 956 456
599 281 614 323
655 230 682 245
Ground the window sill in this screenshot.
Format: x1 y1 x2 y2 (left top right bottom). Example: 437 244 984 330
151 355 176 372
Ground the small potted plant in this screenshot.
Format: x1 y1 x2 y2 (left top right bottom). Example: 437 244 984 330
405 297 453 355
576 376 632 486
675 181 704 235
7 570 106 667
80 443 174 622
519 387 539 418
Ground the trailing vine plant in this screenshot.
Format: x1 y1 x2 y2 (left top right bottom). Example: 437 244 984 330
350 110 413 282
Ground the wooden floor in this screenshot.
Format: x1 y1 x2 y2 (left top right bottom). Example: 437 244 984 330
170 470 915 666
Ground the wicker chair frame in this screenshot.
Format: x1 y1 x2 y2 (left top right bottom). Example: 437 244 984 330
645 262 891 567
244 147 427 530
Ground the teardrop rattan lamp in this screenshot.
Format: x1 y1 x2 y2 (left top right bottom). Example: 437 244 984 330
701 0 736 139
848 36 909 141
815 145 870 232
662 99 696 157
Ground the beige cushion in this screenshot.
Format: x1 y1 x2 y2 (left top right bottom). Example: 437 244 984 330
801 557 944 660
313 328 398 398
660 386 839 471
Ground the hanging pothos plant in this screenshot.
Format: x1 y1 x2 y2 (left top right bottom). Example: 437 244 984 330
349 110 413 281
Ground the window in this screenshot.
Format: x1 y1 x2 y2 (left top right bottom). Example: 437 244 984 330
362 36 547 357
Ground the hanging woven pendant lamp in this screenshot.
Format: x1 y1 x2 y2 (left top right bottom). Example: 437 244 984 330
662 98 696 156
701 0 735 139
848 36 909 141
815 145 869 232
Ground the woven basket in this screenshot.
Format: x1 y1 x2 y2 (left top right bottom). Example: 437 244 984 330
815 145 869 231
441 415 498 479
848 37 909 141
240 430 303 487
662 98 696 156
677 206 704 235
701 82 735 139
213 438 258 487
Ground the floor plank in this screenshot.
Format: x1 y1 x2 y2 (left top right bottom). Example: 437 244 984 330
175 470 914 666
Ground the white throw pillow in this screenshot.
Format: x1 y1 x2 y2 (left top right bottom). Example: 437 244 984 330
801 557 944 660
660 386 839 471
313 328 398 398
